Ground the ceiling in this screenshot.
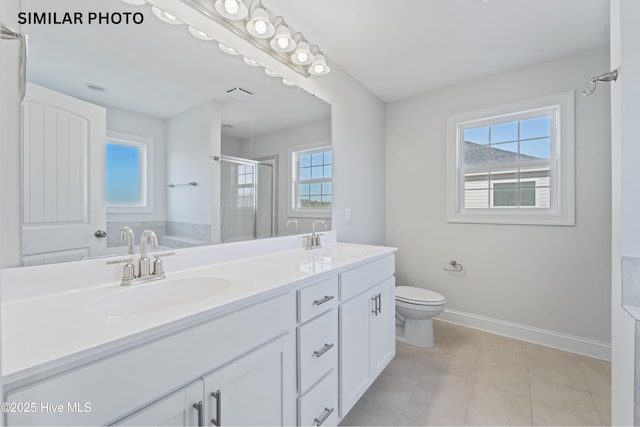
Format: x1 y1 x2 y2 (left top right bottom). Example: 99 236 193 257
264 0 611 102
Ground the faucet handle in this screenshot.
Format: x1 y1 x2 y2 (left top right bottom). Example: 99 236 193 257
107 258 136 284
152 252 175 276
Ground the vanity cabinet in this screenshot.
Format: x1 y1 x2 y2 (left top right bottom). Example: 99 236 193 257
117 338 286 427
5 293 296 426
338 256 396 418
3 248 396 427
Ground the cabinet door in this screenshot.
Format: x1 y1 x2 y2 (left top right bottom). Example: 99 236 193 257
203 338 285 426
338 292 372 417
370 278 396 376
116 381 203 427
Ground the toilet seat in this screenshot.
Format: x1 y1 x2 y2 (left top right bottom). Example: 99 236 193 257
395 286 445 306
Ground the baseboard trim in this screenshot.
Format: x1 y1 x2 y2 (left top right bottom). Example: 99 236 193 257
438 309 611 361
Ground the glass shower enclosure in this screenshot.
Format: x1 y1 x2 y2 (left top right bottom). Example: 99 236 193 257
220 155 274 243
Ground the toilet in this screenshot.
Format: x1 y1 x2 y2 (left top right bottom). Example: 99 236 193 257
395 286 446 348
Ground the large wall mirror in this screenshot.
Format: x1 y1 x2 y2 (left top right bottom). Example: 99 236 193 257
20 0 331 266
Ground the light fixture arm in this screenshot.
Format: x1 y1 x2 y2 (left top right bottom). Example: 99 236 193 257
247 0 262 16
292 32 305 44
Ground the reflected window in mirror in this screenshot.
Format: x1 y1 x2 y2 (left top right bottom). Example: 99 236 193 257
105 131 154 214
291 145 332 218
236 164 255 208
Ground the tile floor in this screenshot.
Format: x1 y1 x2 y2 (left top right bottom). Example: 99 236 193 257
340 320 611 426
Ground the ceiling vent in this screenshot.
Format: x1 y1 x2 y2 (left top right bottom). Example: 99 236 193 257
225 87 253 101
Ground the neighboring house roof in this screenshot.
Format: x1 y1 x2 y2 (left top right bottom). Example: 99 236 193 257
464 141 540 164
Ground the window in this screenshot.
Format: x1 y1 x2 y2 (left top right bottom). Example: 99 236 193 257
235 163 255 208
290 145 332 217
105 131 154 213
447 91 574 225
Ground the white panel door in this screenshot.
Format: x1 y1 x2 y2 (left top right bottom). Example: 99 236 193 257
22 83 106 264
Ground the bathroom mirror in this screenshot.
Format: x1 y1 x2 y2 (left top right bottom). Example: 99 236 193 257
20 0 331 266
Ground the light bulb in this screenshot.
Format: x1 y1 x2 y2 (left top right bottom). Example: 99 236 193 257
224 0 239 14
296 52 308 63
254 20 267 35
313 64 325 74
277 37 288 49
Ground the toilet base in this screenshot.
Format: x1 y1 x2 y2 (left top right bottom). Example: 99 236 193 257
400 317 435 348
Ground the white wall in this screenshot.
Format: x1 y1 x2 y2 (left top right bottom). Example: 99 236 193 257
237 119 332 235
221 135 244 158
386 48 612 351
165 100 221 233
105 106 167 222
611 0 639 423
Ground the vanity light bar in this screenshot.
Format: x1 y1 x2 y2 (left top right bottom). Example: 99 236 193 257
143 1 317 87
177 0 329 78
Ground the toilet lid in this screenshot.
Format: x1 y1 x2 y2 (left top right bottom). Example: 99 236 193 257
395 286 445 305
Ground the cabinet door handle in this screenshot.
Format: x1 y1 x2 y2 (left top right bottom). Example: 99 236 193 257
313 407 335 426
313 295 335 306
377 293 382 314
193 401 204 427
210 390 222 426
313 343 334 358
371 296 378 315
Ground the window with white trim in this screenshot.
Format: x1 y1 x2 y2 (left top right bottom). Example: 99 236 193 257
446 91 575 225
105 131 154 213
290 145 332 217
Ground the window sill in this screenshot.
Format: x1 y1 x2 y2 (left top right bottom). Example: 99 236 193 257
447 211 574 226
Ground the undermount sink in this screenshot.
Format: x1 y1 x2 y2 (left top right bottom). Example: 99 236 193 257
314 245 368 259
89 276 232 317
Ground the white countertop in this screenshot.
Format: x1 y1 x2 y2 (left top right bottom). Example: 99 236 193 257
2 240 395 384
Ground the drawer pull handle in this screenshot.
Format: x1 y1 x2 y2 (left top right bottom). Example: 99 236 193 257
193 401 204 427
313 295 335 306
313 407 335 426
313 343 334 358
210 390 221 426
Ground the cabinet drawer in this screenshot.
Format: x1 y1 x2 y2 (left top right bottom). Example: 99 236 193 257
297 310 337 393
340 255 394 301
298 370 338 427
298 276 338 323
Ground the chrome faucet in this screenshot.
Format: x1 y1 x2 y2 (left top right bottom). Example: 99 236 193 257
304 220 328 250
108 227 174 286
